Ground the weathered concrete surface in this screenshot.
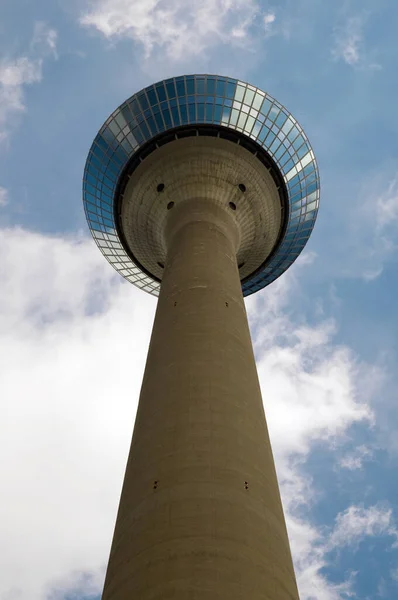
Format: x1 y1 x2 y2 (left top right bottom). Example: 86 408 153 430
121 136 282 284
102 198 299 600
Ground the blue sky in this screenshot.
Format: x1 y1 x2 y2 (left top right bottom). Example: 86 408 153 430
1 1 398 599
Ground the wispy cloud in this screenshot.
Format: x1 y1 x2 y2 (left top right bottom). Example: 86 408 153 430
332 15 380 70
328 504 398 551
333 17 363 66
339 444 374 470
0 24 57 141
264 12 276 35
0 187 9 207
32 21 58 59
79 0 271 60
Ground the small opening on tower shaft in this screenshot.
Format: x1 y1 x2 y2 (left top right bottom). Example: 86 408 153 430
157 183 165 192
238 262 245 269
167 201 175 210
157 262 164 269
238 183 246 193
229 201 236 211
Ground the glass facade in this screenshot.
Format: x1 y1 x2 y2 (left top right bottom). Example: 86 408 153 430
83 74 320 296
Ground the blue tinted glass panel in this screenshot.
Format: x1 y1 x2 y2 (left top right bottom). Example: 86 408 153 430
166 80 176 98
216 79 225 96
293 134 305 150
121 106 133 125
162 108 172 128
207 78 216 94
258 125 270 142
226 81 236 98
156 83 166 102
176 79 185 96
154 112 164 130
275 111 288 128
302 162 314 176
171 106 180 125
283 158 295 172
288 126 300 142
128 99 140 116
214 105 222 122
180 104 188 123
139 121 150 139
147 87 157 106
197 103 205 121
196 79 205 94
186 77 195 95
297 143 309 159
205 103 214 121
137 92 149 112
260 98 272 116
188 104 196 122
146 116 157 135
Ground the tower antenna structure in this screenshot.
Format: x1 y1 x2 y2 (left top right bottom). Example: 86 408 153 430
83 74 320 600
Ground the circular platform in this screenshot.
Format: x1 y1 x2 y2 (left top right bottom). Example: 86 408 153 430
83 75 320 296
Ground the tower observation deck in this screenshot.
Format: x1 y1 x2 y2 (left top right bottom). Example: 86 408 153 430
83 74 320 600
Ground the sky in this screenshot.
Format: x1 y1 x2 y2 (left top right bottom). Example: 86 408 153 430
1 0 398 599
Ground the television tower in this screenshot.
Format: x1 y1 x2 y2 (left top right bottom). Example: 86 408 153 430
83 74 319 599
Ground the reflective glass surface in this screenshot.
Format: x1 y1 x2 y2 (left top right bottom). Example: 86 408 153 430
83 74 320 296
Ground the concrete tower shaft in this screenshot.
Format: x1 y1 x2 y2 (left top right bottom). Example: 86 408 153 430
102 197 300 599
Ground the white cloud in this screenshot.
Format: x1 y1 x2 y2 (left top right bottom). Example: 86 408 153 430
0 24 57 141
339 444 374 470
0 229 378 600
264 12 276 34
0 227 156 600
373 177 398 229
32 21 58 59
328 504 398 551
332 15 380 70
79 0 266 60
331 170 398 281
0 186 9 207
333 17 363 66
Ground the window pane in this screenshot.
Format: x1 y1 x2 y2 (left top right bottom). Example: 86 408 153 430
252 92 264 111
196 78 205 94
186 77 195 95
260 97 272 117
166 80 176 98
146 87 157 106
197 103 205 121
137 92 149 111
176 79 185 96
205 103 214 121
156 83 166 102
207 78 216 95
234 85 245 102
216 79 225 96
225 81 236 98
243 88 255 106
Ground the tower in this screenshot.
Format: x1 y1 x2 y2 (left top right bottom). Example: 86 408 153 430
83 74 320 599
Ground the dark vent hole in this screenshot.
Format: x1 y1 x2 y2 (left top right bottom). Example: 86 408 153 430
167 201 175 210
238 262 245 269
238 183 246 193
229 202 236 211
157 183 165 192
157 262 165 269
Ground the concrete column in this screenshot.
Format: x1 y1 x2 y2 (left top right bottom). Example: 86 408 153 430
102 199 299 600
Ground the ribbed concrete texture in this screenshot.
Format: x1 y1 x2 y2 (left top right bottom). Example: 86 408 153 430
102 198 300 600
